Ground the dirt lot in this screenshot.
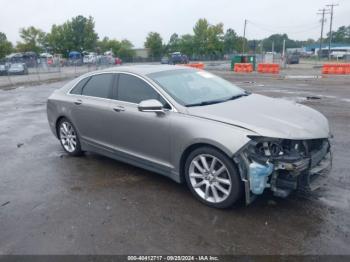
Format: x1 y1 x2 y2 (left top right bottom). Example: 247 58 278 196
0 68 349 255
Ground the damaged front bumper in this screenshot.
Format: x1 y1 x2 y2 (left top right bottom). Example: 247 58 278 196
234 137 332 205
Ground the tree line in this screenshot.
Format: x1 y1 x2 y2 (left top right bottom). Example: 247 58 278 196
0 15 133 59
1 16 350 59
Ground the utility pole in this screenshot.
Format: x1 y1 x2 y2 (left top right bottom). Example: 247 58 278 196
242 19 247 54
326 3 339 60
272 41 274 53
317 8 328 59
282 39 286 68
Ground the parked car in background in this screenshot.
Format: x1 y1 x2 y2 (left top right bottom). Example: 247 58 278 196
8 63 28 75
0 64 8 75
40 53 52 58
6 52 38 67
83 53 97 64
6 53 23 64
22 52 38 67
53 54 63 66
68 51 83 66
286 53 300 64
181 54 189 64
115 57 122 65
96 55 114 65
169 52 189 64
161 56 169 64
39 53 54 66
330 50 350 60
47 65 332 208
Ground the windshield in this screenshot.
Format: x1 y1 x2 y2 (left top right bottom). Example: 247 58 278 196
148 69 246 106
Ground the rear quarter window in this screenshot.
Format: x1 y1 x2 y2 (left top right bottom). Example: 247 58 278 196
70 77 91 95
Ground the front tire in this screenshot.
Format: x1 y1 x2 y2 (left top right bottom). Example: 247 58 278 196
57 118 83 156
184 147 242 208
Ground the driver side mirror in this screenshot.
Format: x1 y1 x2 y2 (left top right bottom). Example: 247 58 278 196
138 99 164 113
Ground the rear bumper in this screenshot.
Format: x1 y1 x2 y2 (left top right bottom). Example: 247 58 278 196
46 100 59 139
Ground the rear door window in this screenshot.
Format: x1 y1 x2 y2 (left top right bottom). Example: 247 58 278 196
82 73 114 99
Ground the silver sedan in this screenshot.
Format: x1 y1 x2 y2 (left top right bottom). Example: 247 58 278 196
47 65 332 208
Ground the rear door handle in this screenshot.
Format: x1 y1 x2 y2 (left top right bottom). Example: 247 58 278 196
113 106 125 112
74 99 82 105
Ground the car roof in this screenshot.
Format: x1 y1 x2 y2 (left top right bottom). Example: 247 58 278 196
96 64 191 76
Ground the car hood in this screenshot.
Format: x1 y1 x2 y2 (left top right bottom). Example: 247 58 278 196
186 94 330 140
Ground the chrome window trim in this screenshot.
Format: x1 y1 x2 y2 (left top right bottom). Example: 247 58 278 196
66 71 178 112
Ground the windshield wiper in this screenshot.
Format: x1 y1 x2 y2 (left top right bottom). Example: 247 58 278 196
186 92 251 107
186 99 226 107
224 91 251 102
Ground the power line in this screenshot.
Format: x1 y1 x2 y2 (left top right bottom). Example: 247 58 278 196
247 21 320 35
248 20 320 31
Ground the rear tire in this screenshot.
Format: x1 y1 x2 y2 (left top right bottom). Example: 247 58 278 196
57 118 83 156
184 146 242 208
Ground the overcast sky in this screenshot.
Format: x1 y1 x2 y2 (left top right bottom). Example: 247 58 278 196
1 0 349 48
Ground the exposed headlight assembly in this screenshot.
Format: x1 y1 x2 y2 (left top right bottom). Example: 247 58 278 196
246 136 308 163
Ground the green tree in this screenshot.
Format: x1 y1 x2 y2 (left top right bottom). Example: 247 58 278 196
193 18 224 57
167 33 181 53
179 34 195 56
97 37 121 54
70 15 98 51
235 37 246 53
96 37 134 59
96 37 111 53
16 26 46 53
207 23 224 56
118 39 135 59
47 23 71 54
144 32 163 58
223 28 239 54
193 18 209 56
325 25 350 44
301 38 316 46
262 34 298 53
47 15 98 56
0 32 13 58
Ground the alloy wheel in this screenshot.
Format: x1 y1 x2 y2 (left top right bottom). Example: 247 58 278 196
59 121 77 153
189 154 232 203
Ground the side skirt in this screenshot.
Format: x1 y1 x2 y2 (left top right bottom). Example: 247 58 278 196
81 139 182 183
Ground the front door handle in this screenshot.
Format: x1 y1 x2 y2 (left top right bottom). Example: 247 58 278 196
74 99 82 105
113 106 125 112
